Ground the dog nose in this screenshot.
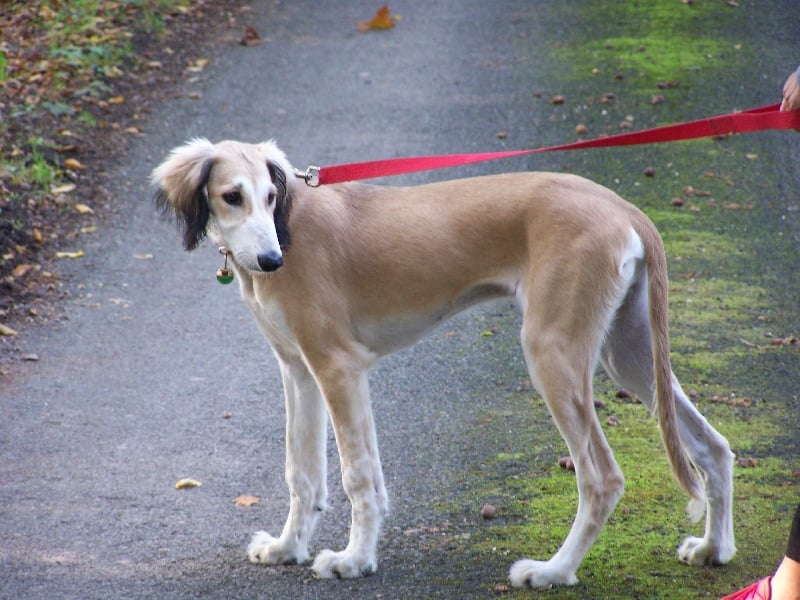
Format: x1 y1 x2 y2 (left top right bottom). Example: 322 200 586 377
257 250 283 272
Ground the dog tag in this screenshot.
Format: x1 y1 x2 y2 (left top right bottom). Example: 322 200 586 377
216 267 234 284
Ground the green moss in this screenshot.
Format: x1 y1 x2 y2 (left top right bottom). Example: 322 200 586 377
550 0 749 95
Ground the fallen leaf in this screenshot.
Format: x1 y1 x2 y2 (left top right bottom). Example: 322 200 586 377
358 5 397 32
0 324 18 336
175 478 202 490
239 26 260 46
108 95 124 104
551 94 566 105
63 158 86 170
233 494 260 507
187 58 210 72
75 203 94 214
51 183 76 194
55 250 84 259
575 124 588 135
12 264 35 278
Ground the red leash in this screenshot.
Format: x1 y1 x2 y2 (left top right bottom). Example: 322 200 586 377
296 103 799 186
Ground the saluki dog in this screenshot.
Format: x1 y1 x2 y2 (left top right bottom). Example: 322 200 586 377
152 138 735 588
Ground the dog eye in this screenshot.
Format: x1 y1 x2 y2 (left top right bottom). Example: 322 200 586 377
222 191 242 206
267 192 276 206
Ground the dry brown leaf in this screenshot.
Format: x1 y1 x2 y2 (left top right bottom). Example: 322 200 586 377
63 158 86 170
12 264 35 278
33 228 43 243
240 26 260 46
358 4 397 32
233 494 260 507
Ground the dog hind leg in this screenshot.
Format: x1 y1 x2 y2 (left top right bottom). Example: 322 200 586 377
510 318 625 588
599 276 736 566
249 357 328 566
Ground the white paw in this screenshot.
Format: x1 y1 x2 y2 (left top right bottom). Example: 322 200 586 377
312 548 377 579
509 559 578 589
677 536 735 566
247 531 309 566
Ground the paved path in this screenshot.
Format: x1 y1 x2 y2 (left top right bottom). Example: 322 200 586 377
1 1 798 598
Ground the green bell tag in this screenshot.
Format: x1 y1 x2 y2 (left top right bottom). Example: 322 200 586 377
216 247 234 284
216 267 234 284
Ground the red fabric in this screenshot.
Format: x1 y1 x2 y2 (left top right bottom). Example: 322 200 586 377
317 104 800 185
720 576 772 600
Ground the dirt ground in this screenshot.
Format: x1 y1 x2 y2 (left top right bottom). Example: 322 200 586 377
0 0 236 329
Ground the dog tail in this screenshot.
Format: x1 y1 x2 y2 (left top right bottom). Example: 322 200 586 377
636 217 705 504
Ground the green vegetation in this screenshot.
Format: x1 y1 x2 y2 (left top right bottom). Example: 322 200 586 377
0 0 195 304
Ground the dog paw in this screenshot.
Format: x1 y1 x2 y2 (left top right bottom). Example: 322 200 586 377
677 536 735 566
509 559 578 589
312 549 377 579
247 531 309 566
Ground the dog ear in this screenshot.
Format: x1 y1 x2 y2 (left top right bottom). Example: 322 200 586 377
151 138 216 251
268 160 292 251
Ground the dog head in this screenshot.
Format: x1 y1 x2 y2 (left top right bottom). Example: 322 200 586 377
151 138 293 273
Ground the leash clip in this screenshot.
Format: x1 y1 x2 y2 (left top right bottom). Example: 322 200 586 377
294 165 320 187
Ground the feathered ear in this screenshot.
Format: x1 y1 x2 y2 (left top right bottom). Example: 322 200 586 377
267 155 293 252
151 138 216 251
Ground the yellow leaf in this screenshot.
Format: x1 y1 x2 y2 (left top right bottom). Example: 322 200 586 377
12 264 35 278
358 4 397 32
175 478 202 490
64 158 86 170
108 95 125 104
233 494 260 507
33 228 43 243
0 324 18 336
51 183 76 195
55 250 84 259
75 203 94 215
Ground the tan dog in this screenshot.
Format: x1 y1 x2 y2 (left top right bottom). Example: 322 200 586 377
152 139 735 588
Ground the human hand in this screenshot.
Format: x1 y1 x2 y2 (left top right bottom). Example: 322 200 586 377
780 65 800 111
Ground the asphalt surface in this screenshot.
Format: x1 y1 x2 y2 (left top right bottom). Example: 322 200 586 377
1 1 798 599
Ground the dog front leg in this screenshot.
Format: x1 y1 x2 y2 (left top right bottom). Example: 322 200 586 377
249 357 328 566
312 367 388 579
